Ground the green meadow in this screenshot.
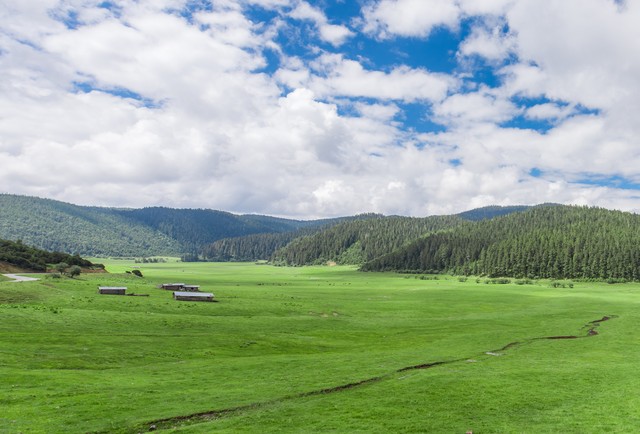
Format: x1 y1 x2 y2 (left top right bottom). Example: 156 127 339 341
1 261 639 433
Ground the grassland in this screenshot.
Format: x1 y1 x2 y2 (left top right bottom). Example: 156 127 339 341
1 261 639 433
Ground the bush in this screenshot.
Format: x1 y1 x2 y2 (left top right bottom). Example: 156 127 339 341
484 278 511 284
68 265 82 278
549 280 574 288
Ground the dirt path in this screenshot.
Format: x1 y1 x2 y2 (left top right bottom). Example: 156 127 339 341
2 273 40 282
120 314 617 433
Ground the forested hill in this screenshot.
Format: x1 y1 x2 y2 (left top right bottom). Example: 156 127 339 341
0 238 94 272
270 215 466 265
260 206 533 266
362 205 640 280
0 194 334 257
117 207 320 253
0 195 183 257
200 215 375 262
456 205 532 221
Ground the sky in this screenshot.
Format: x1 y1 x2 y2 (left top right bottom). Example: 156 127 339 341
1 0 640 218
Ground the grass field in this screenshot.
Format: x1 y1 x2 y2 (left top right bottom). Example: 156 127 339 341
1 261 639 433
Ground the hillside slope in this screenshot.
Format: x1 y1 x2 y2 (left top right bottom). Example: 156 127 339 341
0 238 94 272
118 207 313 253
271 214 466 265
0 194 344 257
200 215 378 261
266 206 533 266
362 205 640 280
0 195 183 256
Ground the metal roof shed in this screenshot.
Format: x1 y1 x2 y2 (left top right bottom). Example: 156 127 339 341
173 291 215 302
182 285 200 292
161 283 186 290
98 286 127 295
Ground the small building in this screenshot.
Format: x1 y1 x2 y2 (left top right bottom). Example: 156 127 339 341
182 285 200 292
98 286 127 295
173 291 215 302
161 283 186 290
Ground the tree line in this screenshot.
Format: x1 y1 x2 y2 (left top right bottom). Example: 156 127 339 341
362 205 640 280
0 194 341 257
270 215 465 265
0 238 95 272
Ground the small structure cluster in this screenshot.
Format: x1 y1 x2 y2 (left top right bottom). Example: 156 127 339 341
97 283 215 302
161 282 215 302
98 286 127 295
161 283 200 292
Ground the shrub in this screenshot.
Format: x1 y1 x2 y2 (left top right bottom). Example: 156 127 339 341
68 265 82 278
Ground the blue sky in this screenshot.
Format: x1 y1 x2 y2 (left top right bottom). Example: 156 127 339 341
1 0 640 217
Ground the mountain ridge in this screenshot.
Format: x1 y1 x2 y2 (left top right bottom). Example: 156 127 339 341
0 194 354 257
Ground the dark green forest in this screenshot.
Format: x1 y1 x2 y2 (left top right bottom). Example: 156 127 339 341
0 195 182 256
200 214 379 261
3 194 640 281
0 238 94 272
0 195 333 257
120 207 318 254
271 215 466 265
362 205 640 280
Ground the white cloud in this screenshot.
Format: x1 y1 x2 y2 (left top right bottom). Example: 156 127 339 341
2 0 640 219
505 0 640 109
525 103 573 121
361 0 459 38
433 88 519 126
457 0 514 17
458 21 515 61
306 54 455 102
289 1 353 46
318 23 353 47
355 102 400 121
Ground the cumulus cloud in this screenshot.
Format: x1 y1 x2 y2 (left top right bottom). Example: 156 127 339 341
458 20 515 62
361 0 460 38
433 88 519 126
289 1 353 46
524 103 574 121
505 0 640 110
1 0 640 218
305 53 455 102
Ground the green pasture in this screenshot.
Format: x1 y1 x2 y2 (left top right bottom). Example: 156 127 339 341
1 261 639 433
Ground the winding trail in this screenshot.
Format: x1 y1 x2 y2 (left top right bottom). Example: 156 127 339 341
2 273 40 282
122 315 617 433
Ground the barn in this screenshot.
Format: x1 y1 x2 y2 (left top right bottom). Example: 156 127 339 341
173 291 215 302
98 286 127 295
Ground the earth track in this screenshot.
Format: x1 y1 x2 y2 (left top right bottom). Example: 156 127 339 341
120 315 617 433
2 273 40 282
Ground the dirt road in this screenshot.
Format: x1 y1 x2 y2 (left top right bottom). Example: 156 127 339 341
2 274 40 282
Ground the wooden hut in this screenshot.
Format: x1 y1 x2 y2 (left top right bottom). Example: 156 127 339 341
182 285 200 292
161 283 186 290
98 286 127 295
173 291 214 302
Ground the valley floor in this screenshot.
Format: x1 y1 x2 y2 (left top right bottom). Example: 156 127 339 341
1 261 639 433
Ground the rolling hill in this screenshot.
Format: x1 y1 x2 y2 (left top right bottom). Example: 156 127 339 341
267 206 535 266
0 195 535 260
362 205 640 280
0 194 344 257
0 238 95 272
